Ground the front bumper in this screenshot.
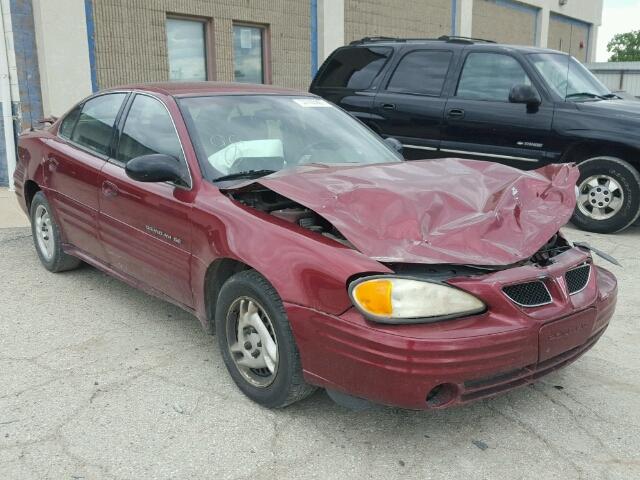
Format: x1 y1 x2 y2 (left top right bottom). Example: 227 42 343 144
286 249 617 410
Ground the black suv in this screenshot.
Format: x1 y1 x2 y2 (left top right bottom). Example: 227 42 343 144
310 36 640 233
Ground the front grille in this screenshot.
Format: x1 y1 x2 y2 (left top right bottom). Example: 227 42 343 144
565 264 591 295
503 280 551 307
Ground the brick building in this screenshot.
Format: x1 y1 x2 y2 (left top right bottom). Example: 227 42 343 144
0 0 603 186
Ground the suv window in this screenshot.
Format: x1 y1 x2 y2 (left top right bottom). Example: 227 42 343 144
387 50 452 96
58 105 81 139
117 94 184 163
315 47 392 90
70 93 127 155
456 53 532 102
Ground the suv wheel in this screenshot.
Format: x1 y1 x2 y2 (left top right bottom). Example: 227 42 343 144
30 191 82 272
215 270 316 408
572 156 640 233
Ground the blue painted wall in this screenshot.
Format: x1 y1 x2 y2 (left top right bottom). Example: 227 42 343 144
10 0 43 131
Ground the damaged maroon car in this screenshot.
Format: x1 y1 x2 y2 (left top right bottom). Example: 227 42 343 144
15 83 617 410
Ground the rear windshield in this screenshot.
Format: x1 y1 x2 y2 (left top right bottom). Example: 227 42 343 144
314 46 392 90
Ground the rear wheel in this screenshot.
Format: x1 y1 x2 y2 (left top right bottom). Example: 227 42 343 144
571 156 640 233
215 270 316 408
29 192 82 272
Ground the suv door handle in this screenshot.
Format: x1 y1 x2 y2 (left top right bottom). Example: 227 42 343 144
447 108 465 119
101 180 119 198
381 103 396 111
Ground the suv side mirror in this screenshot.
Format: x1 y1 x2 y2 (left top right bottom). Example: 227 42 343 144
509 84 541 108
125 154 187 185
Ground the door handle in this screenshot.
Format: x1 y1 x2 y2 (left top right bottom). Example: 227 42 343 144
46 154 59 171
447 108 465 119
101 180 119 198
381 103 396 111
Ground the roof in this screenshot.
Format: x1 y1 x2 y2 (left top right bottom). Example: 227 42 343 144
349 36 566 55
105 81 311 97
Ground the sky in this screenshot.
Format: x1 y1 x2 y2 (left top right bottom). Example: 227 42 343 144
596 0 640 61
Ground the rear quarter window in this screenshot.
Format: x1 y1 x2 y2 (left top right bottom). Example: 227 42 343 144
58 105 81 139
314 46 392 90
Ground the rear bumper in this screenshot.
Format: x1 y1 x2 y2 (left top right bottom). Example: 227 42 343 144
286 258 617 410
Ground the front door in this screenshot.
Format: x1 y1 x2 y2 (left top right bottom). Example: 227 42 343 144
45 92 128 261
98 93 194 307
441 51 554 169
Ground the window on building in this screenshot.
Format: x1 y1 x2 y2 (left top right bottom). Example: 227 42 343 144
386 50 452 96
166 17 208 81
70 93 127 156
117 95 184 164
233 24 269 84
456 53 532 102
314 47 392 90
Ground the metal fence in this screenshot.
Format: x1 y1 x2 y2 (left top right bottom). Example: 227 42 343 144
586 62 640 99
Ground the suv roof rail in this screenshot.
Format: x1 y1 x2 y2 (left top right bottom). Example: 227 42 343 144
437 35 496 44
349 36 405 45
349 35 496 46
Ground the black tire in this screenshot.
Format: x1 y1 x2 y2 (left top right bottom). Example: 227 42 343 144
29 191 82 272
571 156 640 234
215 269 316 408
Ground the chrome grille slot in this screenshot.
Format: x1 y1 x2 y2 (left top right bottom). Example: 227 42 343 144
565 264 591 295
503 280 552 307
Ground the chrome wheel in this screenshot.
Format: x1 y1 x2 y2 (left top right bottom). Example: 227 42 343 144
577 175 624 221
226 297 279 388
34 204 55 261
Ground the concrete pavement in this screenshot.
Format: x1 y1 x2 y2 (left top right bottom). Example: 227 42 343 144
0 188 30 229
0 191 639 479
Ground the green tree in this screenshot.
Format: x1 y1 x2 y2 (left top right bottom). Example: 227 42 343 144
607 30 640 62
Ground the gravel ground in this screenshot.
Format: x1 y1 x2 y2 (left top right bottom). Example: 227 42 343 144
1 224 639 480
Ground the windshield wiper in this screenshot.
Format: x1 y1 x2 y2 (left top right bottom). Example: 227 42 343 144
212 169 276 182
565 92 605 100
601 93 621 99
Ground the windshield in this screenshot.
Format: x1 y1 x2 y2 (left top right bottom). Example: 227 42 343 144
528 53 610 100
178 95 402 181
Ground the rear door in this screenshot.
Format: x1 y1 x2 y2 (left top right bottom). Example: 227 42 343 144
98 93 194 307
45 92 128 261
310 45 392 126
372 48 455 159
441 51 554 169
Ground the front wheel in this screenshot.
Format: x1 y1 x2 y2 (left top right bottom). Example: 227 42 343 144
571 156 640 233
215 270 316 408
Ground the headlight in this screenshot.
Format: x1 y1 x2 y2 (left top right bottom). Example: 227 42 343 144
349 276 485 324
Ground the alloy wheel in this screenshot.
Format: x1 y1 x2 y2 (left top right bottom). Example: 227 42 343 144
225 297 279 388
34 204 55 261
577 174 624 221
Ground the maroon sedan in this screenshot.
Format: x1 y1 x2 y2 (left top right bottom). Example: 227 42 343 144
14 83 617 410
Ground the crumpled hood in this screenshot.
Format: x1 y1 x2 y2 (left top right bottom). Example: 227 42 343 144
230 159 579 266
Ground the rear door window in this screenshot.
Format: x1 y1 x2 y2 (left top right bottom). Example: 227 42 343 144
70 93 127 156
314 47 392 89
386 50 453 96
456 52 532 102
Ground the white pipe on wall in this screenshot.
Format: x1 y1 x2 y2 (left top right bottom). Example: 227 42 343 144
0 1 16 191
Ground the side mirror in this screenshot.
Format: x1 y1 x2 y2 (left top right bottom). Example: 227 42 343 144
125 154 187 185
509 84 541 108
384 137 404 154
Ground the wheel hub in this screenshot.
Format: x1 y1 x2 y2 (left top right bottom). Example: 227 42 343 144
34 204 55 260
226 297 278 388
577 175 624 221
